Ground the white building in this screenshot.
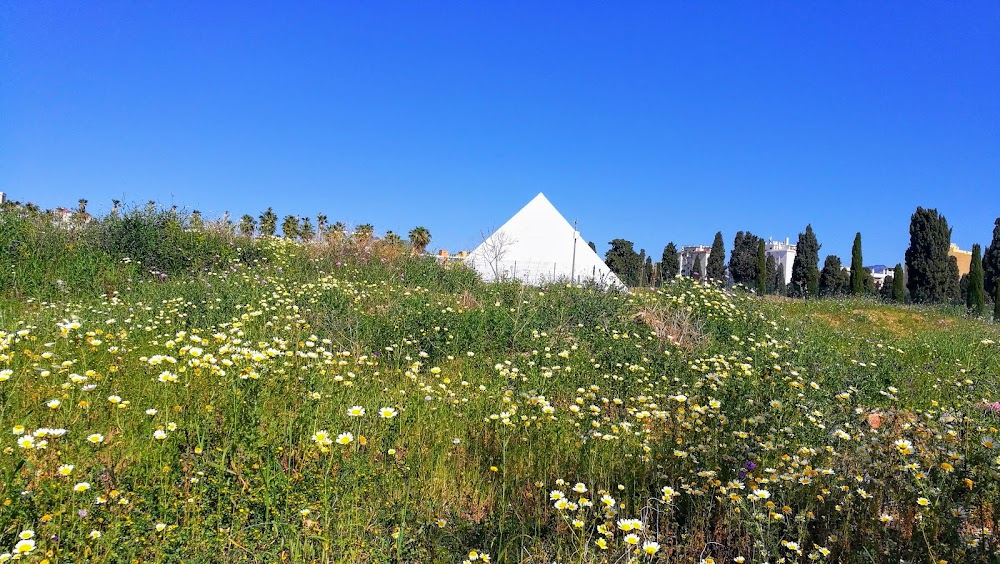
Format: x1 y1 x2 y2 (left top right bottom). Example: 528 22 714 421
678 245 711 277
865 265 892 288
765 238 797 286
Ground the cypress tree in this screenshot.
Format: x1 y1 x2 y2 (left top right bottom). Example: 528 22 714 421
773 263 786 296
755 239 766 294
946 257 961 304
850 232 864 295
819 255 847 297
984 218 1000 300
892 264 906 303
645 256 654 287
661 243 680 280
638 249 647 286
790 224 821 298
880 275 895 301
707 231 726 281
729 231 745 282
765 255 777 294
690 253 702 278
905 207 952 303
968 243 986 315
995 283 1000 322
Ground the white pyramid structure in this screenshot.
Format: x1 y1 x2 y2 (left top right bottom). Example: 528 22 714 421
465 193 624 288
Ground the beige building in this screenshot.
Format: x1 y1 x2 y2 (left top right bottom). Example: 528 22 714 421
949 244 972 277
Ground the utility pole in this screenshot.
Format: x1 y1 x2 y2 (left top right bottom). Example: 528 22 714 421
571 219 578 283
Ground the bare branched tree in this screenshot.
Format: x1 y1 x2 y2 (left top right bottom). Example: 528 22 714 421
478 229 517 280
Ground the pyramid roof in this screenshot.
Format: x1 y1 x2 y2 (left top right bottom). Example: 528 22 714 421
465 193 624 288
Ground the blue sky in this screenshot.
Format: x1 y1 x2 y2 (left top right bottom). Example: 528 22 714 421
2 2 998 265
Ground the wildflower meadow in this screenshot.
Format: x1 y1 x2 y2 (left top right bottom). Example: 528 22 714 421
1 207 998 562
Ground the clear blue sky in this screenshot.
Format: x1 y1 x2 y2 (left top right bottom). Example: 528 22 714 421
2 2 998 265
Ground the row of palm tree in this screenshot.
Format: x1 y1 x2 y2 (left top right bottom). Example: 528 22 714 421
238 208 432 253
3 197 434 254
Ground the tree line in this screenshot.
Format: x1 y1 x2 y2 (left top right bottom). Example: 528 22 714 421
602 207 1000 319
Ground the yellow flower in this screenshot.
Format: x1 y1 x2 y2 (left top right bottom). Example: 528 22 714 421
642 541 660 555
623 533 640 545
87 433 104 444
336 432 353 445
595 538 608 550
347 405 366 417
379 407 398 418
58 464 74 476
917 497 930 507
74 482 90 493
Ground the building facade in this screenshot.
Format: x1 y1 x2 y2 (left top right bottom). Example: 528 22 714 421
765 238 797 286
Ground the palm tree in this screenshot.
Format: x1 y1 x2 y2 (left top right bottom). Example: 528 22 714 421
281 215 300 239
259 208 278 237
77 199 88 214
354 223 374 243
409 226 431 254
238 214 257 238
383 231 402 246
316 213 328 235
327 221 347 243
111 199 121 217
299 217 315 242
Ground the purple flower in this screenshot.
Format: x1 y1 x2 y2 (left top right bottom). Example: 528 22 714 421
78 509 88 517
744 461 756 470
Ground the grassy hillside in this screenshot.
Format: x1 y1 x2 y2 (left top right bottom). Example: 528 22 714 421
1 208 998 562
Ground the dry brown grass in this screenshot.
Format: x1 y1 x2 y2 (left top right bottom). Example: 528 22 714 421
633 303 706 351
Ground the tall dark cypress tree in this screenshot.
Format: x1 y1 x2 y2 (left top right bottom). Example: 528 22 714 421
968 243 986 315
850 233 864 295
638 249 647 286
729 231 763 286
819 255 848 296
729 231 745 282
755 239 766 294
707 232 727 281
947 257 961 304
995 283 1000 322
880 275 895 301
790 225 821 298
905 207 952 303
983 218 1000 301
892 264 906 303
773 262 786 296
661 243 680 280
765 255 777 294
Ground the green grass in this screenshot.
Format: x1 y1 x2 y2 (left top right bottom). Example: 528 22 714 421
1 208 999 562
